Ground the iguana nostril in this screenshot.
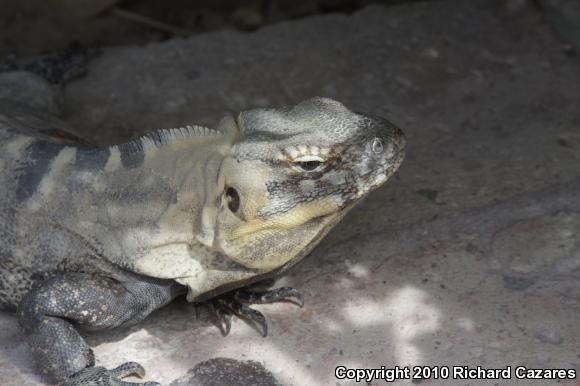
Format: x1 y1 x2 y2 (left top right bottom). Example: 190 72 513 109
371 138 383 154
371 136 395 160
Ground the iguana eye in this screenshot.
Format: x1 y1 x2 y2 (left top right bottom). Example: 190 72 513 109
296 160 322 171
292 155 324 172
225 187 240 212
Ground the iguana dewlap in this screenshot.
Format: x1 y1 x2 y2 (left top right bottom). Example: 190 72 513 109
0 94 405 385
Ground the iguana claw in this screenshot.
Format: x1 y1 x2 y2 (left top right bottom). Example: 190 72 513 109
208 287 304 337
62 362 160 386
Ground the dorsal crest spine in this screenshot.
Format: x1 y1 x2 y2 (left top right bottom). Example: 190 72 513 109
113 125 221 154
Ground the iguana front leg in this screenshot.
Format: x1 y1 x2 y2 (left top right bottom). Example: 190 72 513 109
208 286 304 337
18 272 184 385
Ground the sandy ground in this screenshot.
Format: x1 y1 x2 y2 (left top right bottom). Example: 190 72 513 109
1 0 579 385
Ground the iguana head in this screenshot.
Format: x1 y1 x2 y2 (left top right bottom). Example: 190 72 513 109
214 97 405 271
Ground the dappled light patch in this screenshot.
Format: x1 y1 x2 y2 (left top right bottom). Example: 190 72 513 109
342 286 440 364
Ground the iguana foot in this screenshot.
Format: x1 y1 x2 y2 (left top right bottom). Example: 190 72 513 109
62 362 160 386
208 287 303 337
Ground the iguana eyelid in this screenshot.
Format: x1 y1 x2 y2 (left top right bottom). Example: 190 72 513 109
292 155 325 163
290 155 326 172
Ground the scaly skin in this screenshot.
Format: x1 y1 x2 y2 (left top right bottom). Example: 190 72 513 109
0 71 405 385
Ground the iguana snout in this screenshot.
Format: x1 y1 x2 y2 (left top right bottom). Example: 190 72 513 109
350 115 406 197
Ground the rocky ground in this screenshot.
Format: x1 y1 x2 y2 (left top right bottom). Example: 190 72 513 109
0 0 427 58
0 0 579 385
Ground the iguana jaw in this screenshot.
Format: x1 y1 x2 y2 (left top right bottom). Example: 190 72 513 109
191 203 355 302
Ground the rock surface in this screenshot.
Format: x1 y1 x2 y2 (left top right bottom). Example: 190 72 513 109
1 0 579 385
537 0 580 52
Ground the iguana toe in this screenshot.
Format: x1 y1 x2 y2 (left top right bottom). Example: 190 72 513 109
209 301 233 336
208 287 304 337
62 363 160 386
234 286 304 307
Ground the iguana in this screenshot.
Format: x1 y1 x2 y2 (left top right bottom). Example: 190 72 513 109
0 72 405 386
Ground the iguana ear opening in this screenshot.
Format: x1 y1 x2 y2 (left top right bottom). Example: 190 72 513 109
224 186 240 213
